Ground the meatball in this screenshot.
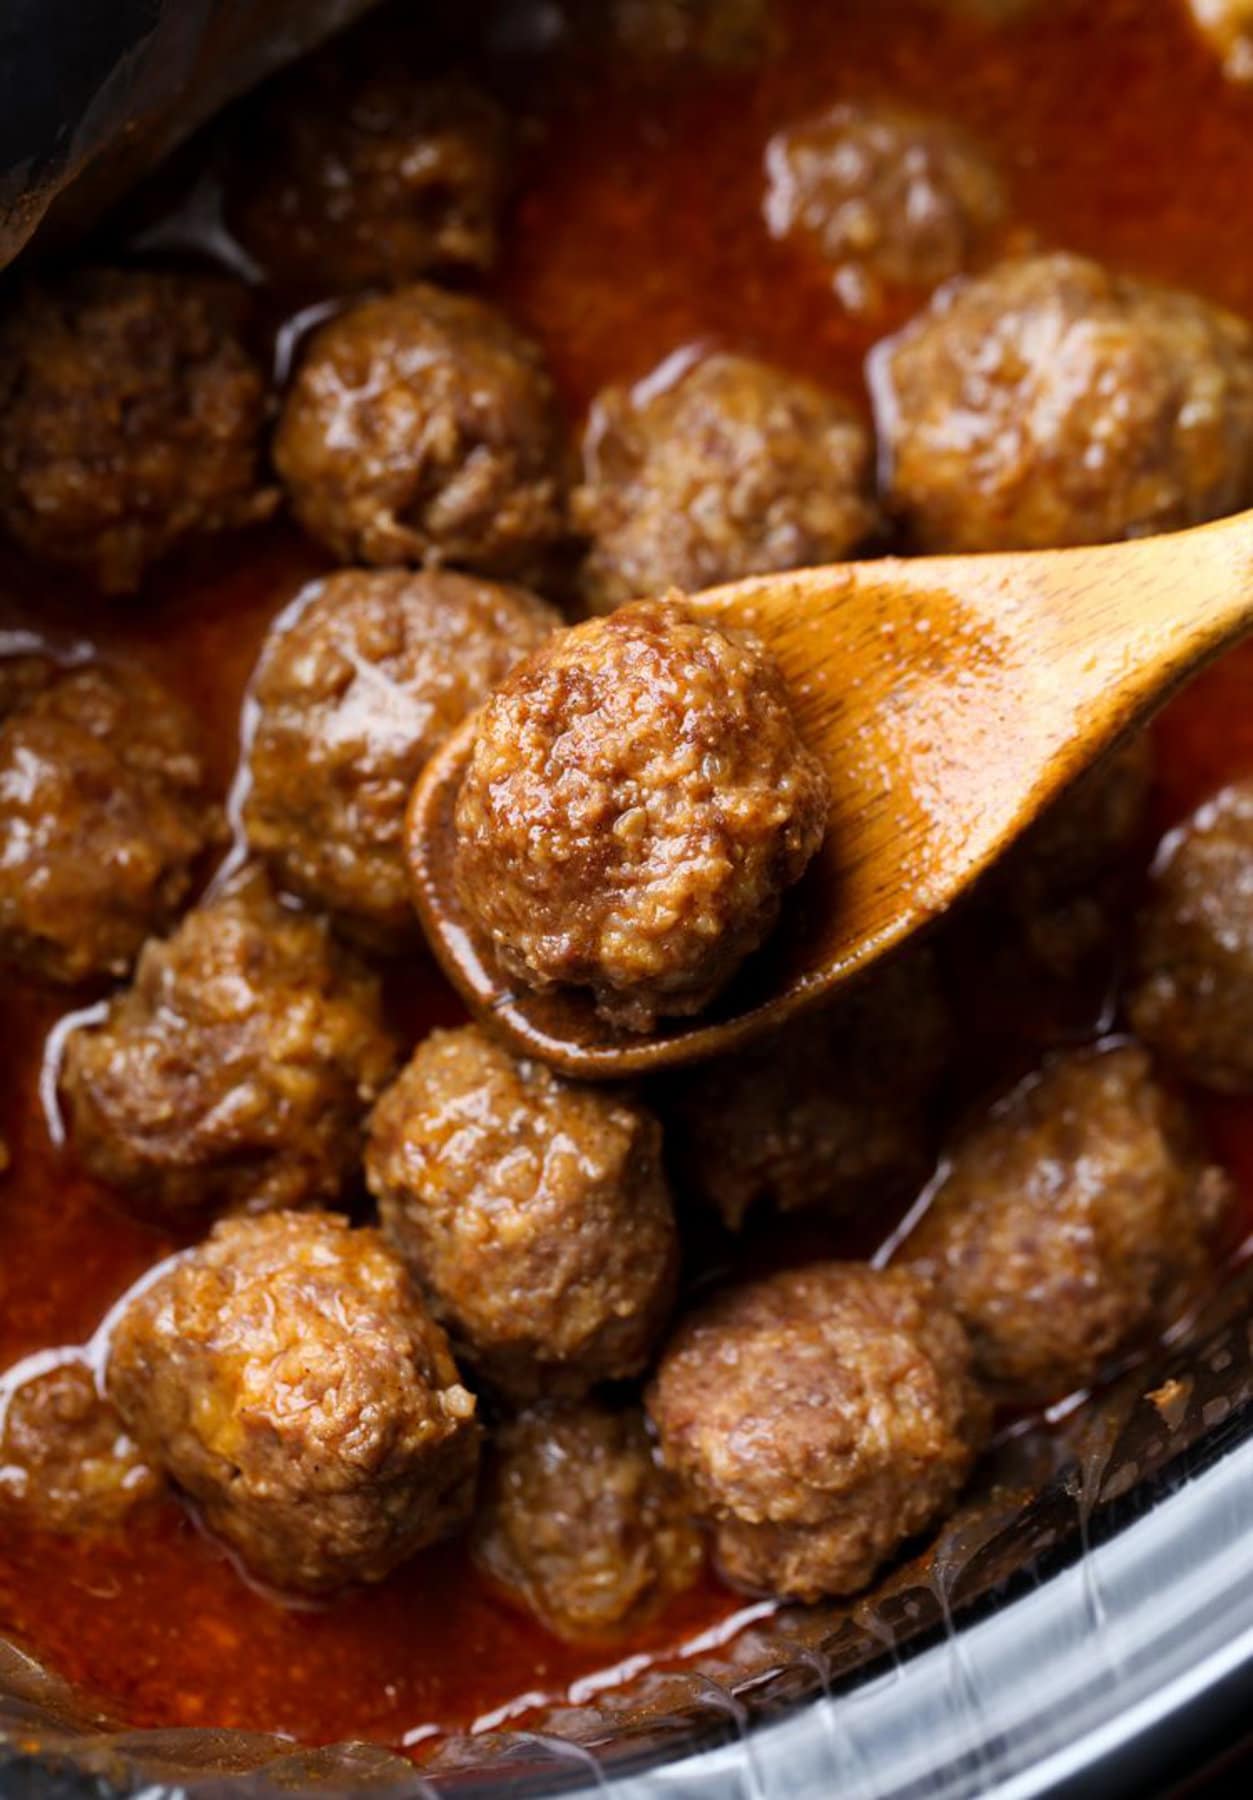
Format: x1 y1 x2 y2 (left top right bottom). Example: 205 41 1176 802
578 0 778 63
107 1212 479 1595
1129 780 1253 1091
572 350 877 613
647 1265 985 1601
59 867 398 1224
0 1358 162 1534
0 270 273 594
471 1401 703 1641
230 60 508 293
902 1043 1230 1400
871 253 1253 553
243 570 558 947
661 947 951 1230
274 285 567 578
972 733 1155 983
448 599 829 1033
366 1025 678 1398
764 101 1007 311
0 650 56 721
0 659 218 985
1187 0 1253 82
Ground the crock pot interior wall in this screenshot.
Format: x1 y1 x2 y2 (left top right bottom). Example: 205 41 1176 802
0 0 378 265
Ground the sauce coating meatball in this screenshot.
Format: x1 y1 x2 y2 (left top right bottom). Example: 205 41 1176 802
0 270 273 594
106 1213 479 1595
60 868 398 1225
471 1401 703 1641
764 101 1007 312
230 56 508 292
871 253 1253 552
572 350 876 613
661 947 951 1230
274 285 567 578
366 1025 678 1398
0 659 218 985
647 1265 985 1601
1187 0 1253 81
243 570 558 947
0 1359 162 1534
448 599 829 1032
1129 780 1253 1091
902 1043 1230 1401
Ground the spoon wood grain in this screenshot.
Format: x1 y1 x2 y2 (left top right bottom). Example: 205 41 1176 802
408 509 1253 1079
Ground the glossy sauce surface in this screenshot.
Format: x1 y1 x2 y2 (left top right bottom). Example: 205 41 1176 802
2 0 1253 1753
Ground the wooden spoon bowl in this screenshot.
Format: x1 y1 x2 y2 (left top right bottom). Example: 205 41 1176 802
408 513 1253 1079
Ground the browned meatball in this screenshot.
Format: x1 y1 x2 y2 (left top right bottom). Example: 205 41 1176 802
764 101 1007 312
59 867 398 1225
243 570 558 947
576 0 778 63
0 659 218 985
107 1212 479 1594
0 1359 163 1533
230 56 508 293
572 351 876 613
648 1265 985 1601
0 650 57 721
0 270 273 594
448 599 828 1032
1129 780 1253 1091
1186 0 1253 81
274 285 567 578
471 1400 703 1641
661 947 951 1230
972 733 1155 982
902 1043 1230 1401
366 1025 678 1398
871 254 1253 553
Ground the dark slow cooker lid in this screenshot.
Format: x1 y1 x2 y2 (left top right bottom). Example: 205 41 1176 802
0 0 377 267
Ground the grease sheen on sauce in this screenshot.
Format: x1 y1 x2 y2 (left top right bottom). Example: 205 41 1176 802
2 0 1253 1753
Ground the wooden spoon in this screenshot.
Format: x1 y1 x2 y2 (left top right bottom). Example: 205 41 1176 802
408 510 1253 1079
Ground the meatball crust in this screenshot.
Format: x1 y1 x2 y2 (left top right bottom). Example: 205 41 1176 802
448 599 829 1032
366 1025 678 1398
0 659 218 985
1129 780 1253 1091
573 351 877 613
1187 0 1253 82
648 1265 985 1601
60 867 398 1225
661 947 951 1230
231 60 508 292
0 1358 162 1534
764 101 1007 310
0 270 273 594
274 285 567 578
471 1401 703 1641
243 570 558 946
106 1212 479 1595
902 1043 1230 1400
872 253 1253 553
